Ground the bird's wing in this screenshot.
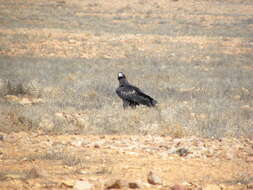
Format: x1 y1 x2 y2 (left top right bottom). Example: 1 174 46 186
117 85 156 106
132 86 153 99
132 86 157 106
116 86 138 100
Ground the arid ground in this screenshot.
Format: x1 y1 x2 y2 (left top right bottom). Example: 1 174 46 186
0 0 253 189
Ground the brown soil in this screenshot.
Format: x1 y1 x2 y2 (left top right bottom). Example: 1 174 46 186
0 132 252 189
0 0 253 189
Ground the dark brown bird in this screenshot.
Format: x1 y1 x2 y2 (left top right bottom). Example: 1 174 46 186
116 72 157 108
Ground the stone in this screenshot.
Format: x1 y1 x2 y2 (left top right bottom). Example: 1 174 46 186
246 156 253 163
247 183 253 189
225 149 235 160
176 148 190 157
0 134 4 141
128 182 140 189
5 95 43 105
71 139 84 147
147 171 162 185
74 180 93 190
61 180 75 187
203 184 221 190
170 184 188 190
105 179 127 189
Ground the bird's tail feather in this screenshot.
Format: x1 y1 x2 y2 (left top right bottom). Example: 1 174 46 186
151 99 158 106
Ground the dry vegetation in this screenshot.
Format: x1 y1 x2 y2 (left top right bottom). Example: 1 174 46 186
0 0 252 138
0 0 253 189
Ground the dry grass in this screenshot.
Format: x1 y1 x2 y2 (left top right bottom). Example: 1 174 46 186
25 149 90 168
0 168 41 181
0 0 253 138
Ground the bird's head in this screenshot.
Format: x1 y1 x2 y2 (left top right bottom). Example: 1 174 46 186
118 72 126 80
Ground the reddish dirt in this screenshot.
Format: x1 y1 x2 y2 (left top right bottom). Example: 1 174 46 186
0 132 252 189
0 0 253 189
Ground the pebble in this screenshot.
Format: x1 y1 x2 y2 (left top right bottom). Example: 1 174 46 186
74 180 93 190
147 171 162 185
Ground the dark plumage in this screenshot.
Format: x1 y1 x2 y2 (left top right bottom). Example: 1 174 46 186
116 72 157 108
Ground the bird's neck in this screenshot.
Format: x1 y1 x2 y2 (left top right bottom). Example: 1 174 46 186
119 78 129 86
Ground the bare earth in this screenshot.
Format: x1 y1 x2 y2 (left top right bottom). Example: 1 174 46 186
0 132 252 189
0 0 253 189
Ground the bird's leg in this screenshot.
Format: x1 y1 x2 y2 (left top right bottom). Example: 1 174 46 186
129 102 137 109
123 100 130 109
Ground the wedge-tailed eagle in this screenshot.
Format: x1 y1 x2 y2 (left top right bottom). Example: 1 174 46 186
116 72 157 108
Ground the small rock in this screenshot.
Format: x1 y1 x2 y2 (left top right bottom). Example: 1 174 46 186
225 149 235 160
105 179 127 189
55 112 65 120
5 95 19 102
77 117 88 127
203 184 221 190
247 183 253 189
128 182 140 189
170 184 188 190
74 180 93 190
176 148 190 157
126 151 139 156
71 139 83 147
61 180 75 188
77 169 88 174
5 95 43 105
218 184 226 190
0 134 4 141
147 171 162 185
246 156 253 163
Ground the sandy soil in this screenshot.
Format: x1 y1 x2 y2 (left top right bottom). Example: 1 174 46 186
0 132 252 189
0 0 253 189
